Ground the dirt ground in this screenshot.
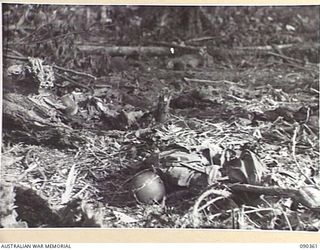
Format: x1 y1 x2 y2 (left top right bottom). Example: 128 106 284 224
1 5 319 230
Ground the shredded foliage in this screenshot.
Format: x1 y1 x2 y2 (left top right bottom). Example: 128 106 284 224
1 5 319 230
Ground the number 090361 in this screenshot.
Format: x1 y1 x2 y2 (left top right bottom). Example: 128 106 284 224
300 244 318 248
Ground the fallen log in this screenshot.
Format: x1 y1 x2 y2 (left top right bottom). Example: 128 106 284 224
76 45 172 56
229 183 320 212
2 93 85 148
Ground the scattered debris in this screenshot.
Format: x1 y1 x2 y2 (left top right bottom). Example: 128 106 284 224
2 5 319 230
